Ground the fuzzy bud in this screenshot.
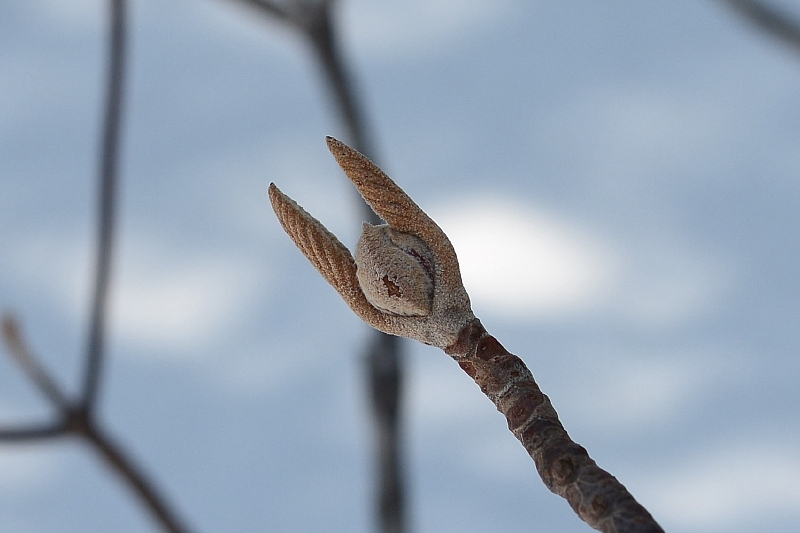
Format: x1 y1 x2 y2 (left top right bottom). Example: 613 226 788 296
355 223 436 317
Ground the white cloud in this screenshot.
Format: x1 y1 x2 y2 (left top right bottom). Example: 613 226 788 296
28 0 103 31
342 0 515 60
111 235 267 356
431 197 619 318
613 244 736 328
558 350 733 433
643 442 800 531
0 231 92 320
407 345 489 430
0 229 267 359
429 194 736 328
0 448 59 494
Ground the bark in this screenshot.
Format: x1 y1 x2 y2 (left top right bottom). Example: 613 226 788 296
446 319 664 533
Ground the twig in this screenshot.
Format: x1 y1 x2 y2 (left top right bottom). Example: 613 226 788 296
719 0 800 53
2 315 70 409
1 315 193 533
269 138 665 533
82 0 127 412
233 0 379 216
0 421 66 442
366 333 405 533
238 0 290 20
77 411 192 533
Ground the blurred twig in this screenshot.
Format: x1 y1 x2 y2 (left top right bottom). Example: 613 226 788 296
234 0 378 214
366 333 405 533
82 0 128 412
720 0 800 53
232 1 406 532
2 316 71 408
1 316 191 533
0 1 192 532
0 421 66 441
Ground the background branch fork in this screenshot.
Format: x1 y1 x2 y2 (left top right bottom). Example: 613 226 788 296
1 313 193 533
3 0 405 531
0 1 193 532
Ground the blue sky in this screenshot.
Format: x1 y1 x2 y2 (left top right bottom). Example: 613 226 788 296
2 1 800 532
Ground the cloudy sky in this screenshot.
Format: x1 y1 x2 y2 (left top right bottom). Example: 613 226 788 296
2 0 800 532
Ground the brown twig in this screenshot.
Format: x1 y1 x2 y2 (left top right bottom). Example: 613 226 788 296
450 323 662 532
270 138 665 533
719 0 800 53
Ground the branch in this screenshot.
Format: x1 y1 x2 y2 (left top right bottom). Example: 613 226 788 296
237 0 290 20
74 411 192 533
719 0 800 53
2 2 194 530
365 334 405 533
2 315 70 409
1 314 193 532
301 1 377 163
450 324 662 533
0 421 66 442
82 0 127 411
270 138 664 533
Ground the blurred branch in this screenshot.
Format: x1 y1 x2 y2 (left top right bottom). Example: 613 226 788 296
3 315 70 408
1 314 192 533
80 412 192 533
0 421 66 441
82 0 127 412
234 0 376 172
239 0 290 20
367 335 405 533
720 0 800 53
303 1 377 164
230 2 406 532
1 1 193 532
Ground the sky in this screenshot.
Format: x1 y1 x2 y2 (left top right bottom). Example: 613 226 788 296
1 0 800 532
